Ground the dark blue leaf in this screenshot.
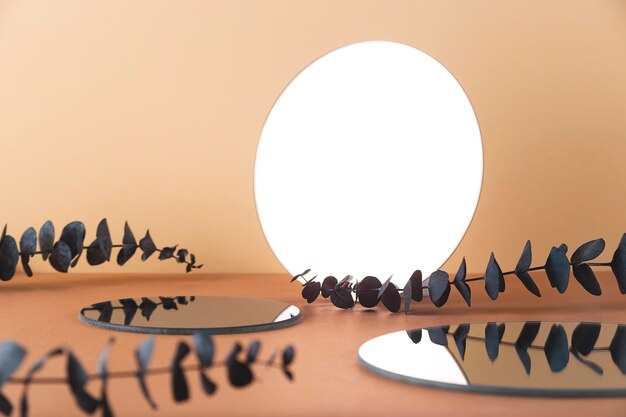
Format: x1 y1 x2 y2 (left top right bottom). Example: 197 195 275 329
573 263 602 296
0 235 18 281
453 258 471 307
38 221 54 261
135 337 157 409
408 270 424 302
193 332 214 368
515 322 541 375
485 322 505 361
139 298 158 321
515 270 541 297
484 253 502 300
544 324 569 372
49 241 72 273
514 241 541 296
139 231 157 261
97 338 114 417
159 245 177 260
91 301 113 323
171 342 190 402
159 297 177 310
59 221 86 267
67 350 99 413
282 345 295 367
19 227 36 277
246 341 261 364
515 240 532 273
571 238 605 265
120 298 138 325
19 347 64 417
406 329 422 344
453 324 470 360
0 340 26 387
611 234 626 294
428 326 449 347
117 222 138 266
200 371 217 395
428 271 450 308
545 246 570 293
610 325 626 374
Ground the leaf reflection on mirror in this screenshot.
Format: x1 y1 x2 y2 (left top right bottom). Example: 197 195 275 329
405 322 626 377
0 219 203 282
291 235 626 313
0 335 295 417
85 296 196 324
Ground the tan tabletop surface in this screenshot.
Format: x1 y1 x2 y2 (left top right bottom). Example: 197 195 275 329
2 271 626 416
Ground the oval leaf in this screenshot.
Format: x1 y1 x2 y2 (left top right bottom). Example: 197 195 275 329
0 235 18 281
572 323 600 356
380 283 401 312
330 287 355 309
453 324 470 360
572 263 602 296
135 336 157 409
428 271 450 308
514 270 541 297
484 253 502 300
59 221 86 267
545 246 570 293
356 276 382 308
321 276 337 298
408 270 423 302
544 324 569 372
19 227 37 277
428 326 449 347
571 238 605 265
49 241 72 273
38 221 54 261
301 281 321 303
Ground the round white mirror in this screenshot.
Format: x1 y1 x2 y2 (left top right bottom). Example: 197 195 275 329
255 41 482 284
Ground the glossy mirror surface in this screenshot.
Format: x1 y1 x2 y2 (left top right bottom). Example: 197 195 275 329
359 322 626 396
80 296 301 335
255 40 483 284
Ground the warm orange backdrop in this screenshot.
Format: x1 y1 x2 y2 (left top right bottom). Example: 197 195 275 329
1 0 626 275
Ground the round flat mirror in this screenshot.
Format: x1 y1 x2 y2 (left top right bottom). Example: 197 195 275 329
79 296 301 335
359 321 626 396
255 40 483 283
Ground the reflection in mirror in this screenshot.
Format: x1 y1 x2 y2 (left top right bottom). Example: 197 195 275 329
359 322 626 396
80 296 301 335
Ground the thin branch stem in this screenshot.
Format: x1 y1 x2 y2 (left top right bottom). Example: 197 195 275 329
7 358 283 385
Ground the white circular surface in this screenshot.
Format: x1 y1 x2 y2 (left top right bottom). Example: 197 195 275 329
255 41 482 283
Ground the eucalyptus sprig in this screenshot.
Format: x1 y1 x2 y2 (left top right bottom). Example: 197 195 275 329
0 218 203 281
0 334 295 417
410 322 626 376
291 234 626 313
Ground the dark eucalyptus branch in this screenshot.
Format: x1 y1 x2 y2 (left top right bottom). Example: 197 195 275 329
290 234 626 313
0 334 295 417
0 218 203 281
409 322 626 376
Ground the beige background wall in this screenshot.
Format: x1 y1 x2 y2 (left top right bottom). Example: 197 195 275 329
0 0 625 275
